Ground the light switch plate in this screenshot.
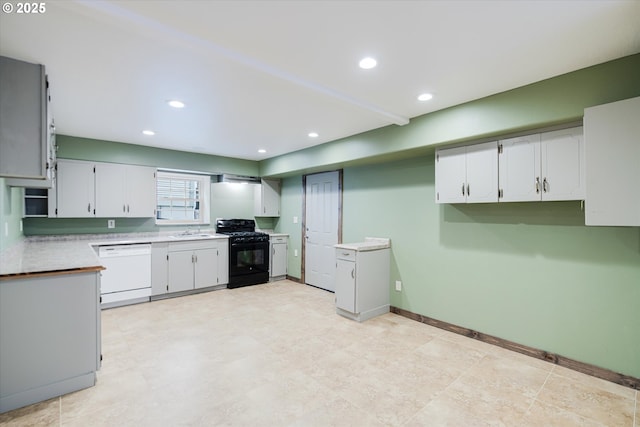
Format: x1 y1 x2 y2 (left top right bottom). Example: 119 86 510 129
293 216 298 224
395 280 402 291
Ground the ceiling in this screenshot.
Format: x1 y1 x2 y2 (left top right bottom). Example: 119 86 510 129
1 1 639 161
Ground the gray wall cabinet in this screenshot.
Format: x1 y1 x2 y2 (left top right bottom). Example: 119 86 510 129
0 56 55 182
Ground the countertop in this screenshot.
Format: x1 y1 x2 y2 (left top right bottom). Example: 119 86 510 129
0 231 229 278
335 237 391 252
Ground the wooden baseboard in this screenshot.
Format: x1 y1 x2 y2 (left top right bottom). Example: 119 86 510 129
390 306 639 390
285 275 302 283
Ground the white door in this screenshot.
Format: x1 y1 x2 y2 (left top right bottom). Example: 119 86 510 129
499 135 541 202
541 127 584 201
305 171 340 291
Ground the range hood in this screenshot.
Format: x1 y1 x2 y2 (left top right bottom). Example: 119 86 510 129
219 174 261 184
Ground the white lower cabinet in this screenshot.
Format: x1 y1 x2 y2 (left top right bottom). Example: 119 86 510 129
155 240 228 295
151 242 168 296
334 239 390 322
269 235 288 281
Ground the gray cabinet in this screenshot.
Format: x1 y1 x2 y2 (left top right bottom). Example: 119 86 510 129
254 178 281 216
0 271 101 413
163 240 228 295
0 56 55 183
151 242 169 296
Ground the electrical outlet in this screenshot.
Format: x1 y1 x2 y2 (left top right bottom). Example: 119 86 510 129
4 222 8 237
395 280 402 291
294 249 298 257
107 219 115 229
20 220 23 232
293 216 298 224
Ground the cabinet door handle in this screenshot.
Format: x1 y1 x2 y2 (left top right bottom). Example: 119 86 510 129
351 268 355 279
127 204 130 213
543 178 548 193
123 204 126 213
467 184 470 196
461 183 465 196
88 203 91 213
536 177 540 194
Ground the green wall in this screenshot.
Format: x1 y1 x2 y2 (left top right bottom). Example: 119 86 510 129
0 178 24 250
272 55 640 378
275 155 640 378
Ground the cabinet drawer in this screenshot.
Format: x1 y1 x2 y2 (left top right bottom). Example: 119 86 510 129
270 236 287 244
168 241 217 252
336 249 356 261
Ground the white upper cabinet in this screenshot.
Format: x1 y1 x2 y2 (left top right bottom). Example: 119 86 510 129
584 97 640 226
56 159 96 217
54 159 156 218
436 141 498 204
540 127 584 201
254 178 281 216
95 163 126 217
498 127 584 202
123 165 157 218
498 134 541 202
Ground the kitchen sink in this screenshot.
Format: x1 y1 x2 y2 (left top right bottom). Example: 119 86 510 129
169 233 216 239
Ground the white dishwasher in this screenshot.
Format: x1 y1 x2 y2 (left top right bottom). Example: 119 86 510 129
99 244 152 308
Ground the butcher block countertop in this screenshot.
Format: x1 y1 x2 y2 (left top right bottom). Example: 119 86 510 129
0 231 229 279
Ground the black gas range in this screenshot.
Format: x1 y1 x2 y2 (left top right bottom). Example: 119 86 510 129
215 219 269 288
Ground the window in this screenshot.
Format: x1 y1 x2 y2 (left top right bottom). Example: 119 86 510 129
155 171 210 225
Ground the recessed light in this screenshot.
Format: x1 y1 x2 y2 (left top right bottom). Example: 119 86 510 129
142 130 155 136
258 149 266 153
359 57 377 69
308 132 319 138
168 100 185 108
418 93 433 101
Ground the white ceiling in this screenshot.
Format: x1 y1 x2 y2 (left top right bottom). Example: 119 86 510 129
1 1 639 161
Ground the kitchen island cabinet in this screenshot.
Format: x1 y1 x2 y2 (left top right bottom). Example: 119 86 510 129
0 269 102 413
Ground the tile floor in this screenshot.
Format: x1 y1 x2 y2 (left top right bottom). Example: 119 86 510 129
1 280 637 426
